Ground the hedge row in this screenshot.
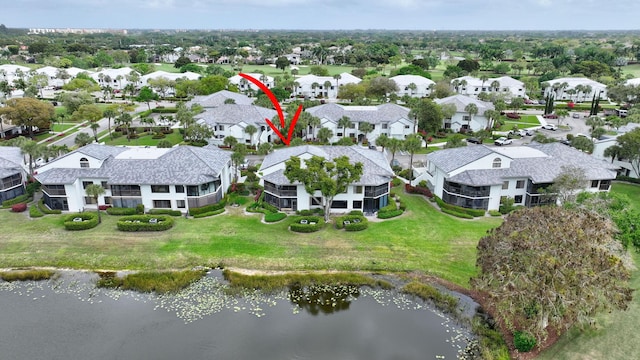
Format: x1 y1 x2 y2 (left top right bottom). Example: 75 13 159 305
435 196 485 217
147 209 182 216
189 200 226 216
38 199 62 214
29 204 44 218
489 210 503 217
106 207 137 215
117 215 174 231
441 207 473 219
335 215 368 231
64 213 100 230
290 216 324 233
617 176 640 185
192 208 225 218
378 209 404 219
2 194 30 208
297 208 324 216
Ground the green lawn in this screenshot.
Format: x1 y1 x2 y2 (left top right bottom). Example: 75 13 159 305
622 64 640 78
0 190 501 286
102 129 184 146
537 182 640 360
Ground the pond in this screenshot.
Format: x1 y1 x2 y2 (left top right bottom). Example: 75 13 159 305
0 270 477 360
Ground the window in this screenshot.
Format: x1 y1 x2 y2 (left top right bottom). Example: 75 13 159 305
404 125 410 129
175 185 184 193
599 180 611 191
514 195 523 204
104 196 111 205
84 196 97 204
591 180 599 188
153 200 171 208
110 185 141 196
502 181 509 190
337 132 343 137
80 157 89 168
463 115 470 122
218 125 225 131
176 200 185 208
331 200 348 209
516 180 525 189
492 158 502 168
82 181 93 189
310 197 321 206
355 186 363 194
101 181 108 189
353 200 363 209
151 185 170 193
382 123 388 129
349 123 355 129
474 88 478 91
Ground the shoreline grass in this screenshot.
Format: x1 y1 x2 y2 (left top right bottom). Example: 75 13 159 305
0 269 56 282
96 269 206 294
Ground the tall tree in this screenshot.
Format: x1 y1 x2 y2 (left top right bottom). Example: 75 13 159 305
244 124 258 149
617 128 640 177
74 132 93 147
358 122 373 143
73 104 103 142
230 144 246 183
412 98 443 134
136 86 158 110
317 127 333 144
284 155 363 222
0 97 54 138
403 134 423 184
103 106 118 140
463 103 478 130
85 184 105 223
337 116 352 138
387 138 403 162
472 206 632 347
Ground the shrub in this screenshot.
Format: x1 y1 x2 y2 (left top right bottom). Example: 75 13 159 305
3 194 30 207
405 183 433 198
489 210 502 217
335 215 368 231
617 175 640 184
264 212 287 222
349 210 363 216
38 199 61 214
147 209 182 216
26 181 41 197
189 200 226 216
391 177 403 187
418 180 428 188
290 216 324 233
136 203 145 214
441 207 473 219
513 331 537 352
117 215 175 231
435 196 485 217
106 207 137 215
29 204 44 217
192 208 225 218
0 269 55 282
64 212 99 230
11 203 27 212
377 209 404 219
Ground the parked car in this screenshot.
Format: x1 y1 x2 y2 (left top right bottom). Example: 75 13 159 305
494 137 513 146
543 113 558 119
524 99 536 104
508 129 528 137
541 124 557 131
572 113 580 119
466 137 482 144
390 159 401 168
524 129 534 136
560 139 572 146
506 112 521 119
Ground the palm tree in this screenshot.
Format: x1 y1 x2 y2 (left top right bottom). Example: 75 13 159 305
358 122 373 144
403 134 422 184
307 114 321 141
19 139 43 176
90 122 100 142
323 80 332 97
103 108 117 140
333 74 342 89
459 79 468 94
75 132 93 147
407 82 417 96
311 82 319 97
116 113 133 141
337 116 352 138
223 135 238 148
490 80 500 93
85 184 105 223
464 103 478 131
451 79 460 93
555 109 569 126
375 133 389 151
583 85 593 102
387 138 403 163
244 124 258 149
480 75 489 90
317 127 333 144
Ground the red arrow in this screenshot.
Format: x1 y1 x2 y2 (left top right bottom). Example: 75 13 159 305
239 73 302 146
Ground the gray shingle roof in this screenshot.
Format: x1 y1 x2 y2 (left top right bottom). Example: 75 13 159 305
196 104 277 126
433 142 617 186
187 90 254 108
305 103 410 125
35 145 231 186
434 94 495 113
260 145 394 186
0 147 23 178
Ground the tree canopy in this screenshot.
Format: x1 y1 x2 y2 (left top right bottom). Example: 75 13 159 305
284 155 363 222
0 97 54 137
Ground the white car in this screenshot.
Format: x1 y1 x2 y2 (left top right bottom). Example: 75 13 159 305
541 124 557 131
494 137 513 146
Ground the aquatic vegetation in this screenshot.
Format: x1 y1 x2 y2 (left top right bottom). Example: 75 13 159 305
0 269 56 282
96 270 206 294
402 281 459 314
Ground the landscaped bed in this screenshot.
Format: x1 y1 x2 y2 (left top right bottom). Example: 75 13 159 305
117 215 174 231
64 212 99 230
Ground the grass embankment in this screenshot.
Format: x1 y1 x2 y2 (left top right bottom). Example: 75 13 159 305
103 129 183 146
536 182 640 360
96 269 206 294
0 269 56 282
223 270 392 294
0 191 501 287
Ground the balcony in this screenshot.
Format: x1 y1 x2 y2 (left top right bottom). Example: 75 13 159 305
188 187 223 208
443 181 490 198
264 182 298 197
364 184 388 198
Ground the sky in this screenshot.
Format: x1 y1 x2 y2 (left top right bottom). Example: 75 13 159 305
2 0 640 31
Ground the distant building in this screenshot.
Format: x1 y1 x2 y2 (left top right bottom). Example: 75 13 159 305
291 73 361 100
451 75 526 99
434 95 495 132
390 75 435 98
228 73 275 93
592 122 640 179
543 77 607 101
0 147 27 204
90 67 140 89
195 104 277 146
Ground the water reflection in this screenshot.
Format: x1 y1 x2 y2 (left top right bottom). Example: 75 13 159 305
288 284 360 315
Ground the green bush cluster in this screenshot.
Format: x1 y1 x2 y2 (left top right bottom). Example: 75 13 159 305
297 208 324 216
513 331 537 352
38 199 61 214
117 215 174 231
488 210 503 217
136 203 144 214
192 208 225 218
147 209 182 216
29 204 44 218
435 196 485 217
616 175 640 184
188 200 226 216
26 181 41 197
335 215 368 231
391 177 404 187
377 201 404 219
290 216 324 233
64 213 99 230
264 212 287 222
441 207 474 219
106 207 137 215
2 194 30 208
247 197 286 222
